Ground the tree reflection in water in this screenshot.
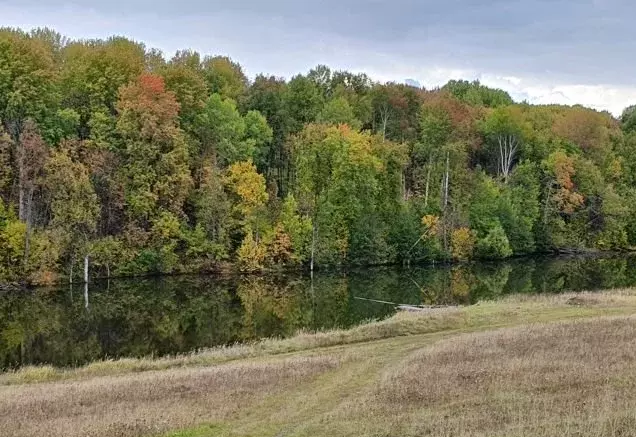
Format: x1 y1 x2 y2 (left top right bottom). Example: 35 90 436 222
1 254 635 369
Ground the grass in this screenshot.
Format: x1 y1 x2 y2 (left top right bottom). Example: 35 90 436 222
377 317 636 436
164 426 225 437
2 290 636 436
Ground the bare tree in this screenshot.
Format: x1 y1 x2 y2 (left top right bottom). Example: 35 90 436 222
378 103 390 141
424 152 433 208
441 151 450 252
498 134 519 183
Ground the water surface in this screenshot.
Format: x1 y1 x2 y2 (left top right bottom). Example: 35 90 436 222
2 254 635 369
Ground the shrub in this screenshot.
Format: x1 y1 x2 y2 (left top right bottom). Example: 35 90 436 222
475 224 513 259
451 227 475 260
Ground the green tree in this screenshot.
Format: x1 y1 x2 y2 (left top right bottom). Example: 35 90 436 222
277 195 312 263
475 224 513 259
243 75 290 194
293 124 389 267
202 56 247 101
621 105 636 134
161 52 207 131
443 80 513 108
317 97 362 130
500 161 541 254
44 142 99 280
0 29 57 143
284 75 323 133
60 37 145 138
243 110 273 170
195 94 272 166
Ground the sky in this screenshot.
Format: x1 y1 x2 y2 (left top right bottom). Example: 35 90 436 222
3 0 636 115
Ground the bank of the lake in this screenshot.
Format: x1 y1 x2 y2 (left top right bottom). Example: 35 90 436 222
3 289 636 437
4 253 636 370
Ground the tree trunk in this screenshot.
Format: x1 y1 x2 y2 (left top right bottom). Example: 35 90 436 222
440 153 450 211
84 255 89 284
18 146 27 222
444 153 450 209
424 154 433 208
69 257 74 284
310 268 315 330
310 221 316 272
380 105 389 142
401 170 409 201
18 184 25 222
442 152 450 253
23 188 34 272
543 184 553 224
498 134 518 183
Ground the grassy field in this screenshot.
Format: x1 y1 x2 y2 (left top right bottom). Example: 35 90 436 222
3 290 636 437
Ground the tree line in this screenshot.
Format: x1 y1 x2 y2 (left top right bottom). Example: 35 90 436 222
2 27 636 284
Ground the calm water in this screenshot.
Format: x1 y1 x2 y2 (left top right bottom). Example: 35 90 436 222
2 254 636 369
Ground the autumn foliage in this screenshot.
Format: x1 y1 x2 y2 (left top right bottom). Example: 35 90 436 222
0 27 634 282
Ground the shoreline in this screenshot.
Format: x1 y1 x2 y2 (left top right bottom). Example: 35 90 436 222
4 287 636 386
3 249 634 292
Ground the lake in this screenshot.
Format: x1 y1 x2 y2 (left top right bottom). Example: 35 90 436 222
2 254 636 369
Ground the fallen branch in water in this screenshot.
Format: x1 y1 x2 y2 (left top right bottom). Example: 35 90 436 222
353 296 458 311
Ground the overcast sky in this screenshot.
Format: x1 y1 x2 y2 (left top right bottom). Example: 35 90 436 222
3 0 636 115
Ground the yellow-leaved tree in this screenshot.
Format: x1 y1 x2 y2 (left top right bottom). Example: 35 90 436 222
224 159 269 271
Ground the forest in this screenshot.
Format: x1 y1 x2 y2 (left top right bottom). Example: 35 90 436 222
2 27 636 285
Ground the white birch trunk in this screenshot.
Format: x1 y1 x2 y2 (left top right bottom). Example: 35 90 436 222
444 153 450 209
18 147 26 222
424 153 433 208
498 134 518 183
310 222 316 272
84 255 89 284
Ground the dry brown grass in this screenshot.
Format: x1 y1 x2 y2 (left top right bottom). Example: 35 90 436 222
376 316 636 437
0 355 339 437
4 290 636 437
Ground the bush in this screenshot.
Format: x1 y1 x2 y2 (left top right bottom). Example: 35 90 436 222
475 224 513 260
451 227 475 261
237 233 266 272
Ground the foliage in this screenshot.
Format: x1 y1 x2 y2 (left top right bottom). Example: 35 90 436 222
443 80 513 108
224 160 268 226
278 195 312 263
202 56 247 101
544 150 585 215
475 224 513 259
89 236 124 268
44 144 99 238
451 227 475 260
317 97 362 130
0 27 634 283
195 94 271 165
236 232 266 272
